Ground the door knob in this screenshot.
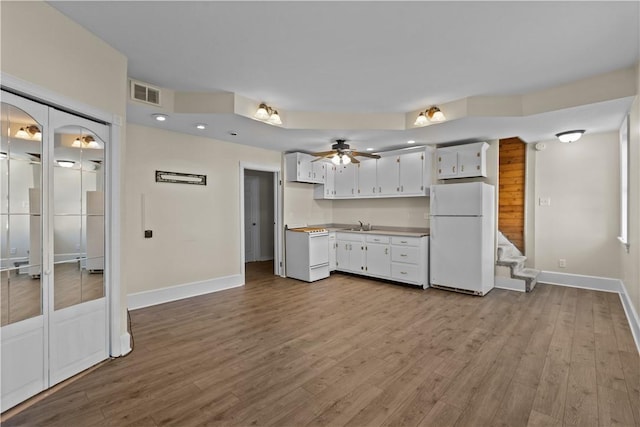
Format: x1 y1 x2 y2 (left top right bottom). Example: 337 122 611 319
252 223 256 226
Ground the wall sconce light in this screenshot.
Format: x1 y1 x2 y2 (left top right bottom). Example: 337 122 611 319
414 106 446 126
56 160 75 168
15 125 41 140
71 135 101 149
254 103 283 125
555 130 585 143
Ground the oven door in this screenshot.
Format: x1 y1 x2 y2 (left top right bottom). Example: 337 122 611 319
308 233 329 267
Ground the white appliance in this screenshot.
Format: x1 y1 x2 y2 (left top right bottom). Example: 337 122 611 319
285 227 330 282
430 182 495 295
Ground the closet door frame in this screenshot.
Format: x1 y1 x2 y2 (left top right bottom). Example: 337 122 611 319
2 73 126 359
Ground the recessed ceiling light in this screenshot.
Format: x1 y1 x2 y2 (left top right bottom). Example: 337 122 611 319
195 124 207 130
366 148 374 151
152 113 168 122
407 140 416 144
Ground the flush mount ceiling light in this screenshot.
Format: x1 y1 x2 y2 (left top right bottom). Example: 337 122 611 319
555 130 585 143
56 160 75 168
195 124 207 130
414 106 445 126
15 125 41 140
254 103 283 125
152 113 168 122
407 140 416 144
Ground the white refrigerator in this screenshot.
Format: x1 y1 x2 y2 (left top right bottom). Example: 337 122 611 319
430 182 495 296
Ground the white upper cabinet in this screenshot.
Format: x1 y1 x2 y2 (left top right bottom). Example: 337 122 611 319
436 142 488 180
376 155 399 196
398 150 427 195
285 152 324 184
334 164 356 198
357 159 377 197
307 146 433 199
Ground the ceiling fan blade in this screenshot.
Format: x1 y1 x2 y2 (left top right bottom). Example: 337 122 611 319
352 151 381 159
312 155 333 162
348 154 360 164
311 150 337 157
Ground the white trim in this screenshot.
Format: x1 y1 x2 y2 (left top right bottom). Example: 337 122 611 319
538 271 639 354
538 271 622 293
239 162 284 284
619 280 640 354
120 332 132 356
127 274 243 310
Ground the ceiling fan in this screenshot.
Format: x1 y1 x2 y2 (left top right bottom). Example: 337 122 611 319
311 139 380 165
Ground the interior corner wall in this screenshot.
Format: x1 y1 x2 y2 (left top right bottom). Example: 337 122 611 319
620 69 639 319
534 131 620 278
124 124 281 295
283 181 333 228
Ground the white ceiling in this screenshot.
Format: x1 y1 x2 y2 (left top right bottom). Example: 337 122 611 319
49 1 639 153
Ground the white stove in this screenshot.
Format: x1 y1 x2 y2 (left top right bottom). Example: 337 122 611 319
285 226 330 282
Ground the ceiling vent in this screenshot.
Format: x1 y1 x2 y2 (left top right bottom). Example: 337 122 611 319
130 79 161 106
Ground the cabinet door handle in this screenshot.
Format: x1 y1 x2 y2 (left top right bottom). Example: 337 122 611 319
401 185 404 192
384 248 388 255
400 240 408 243
379 186 382 193
400 254 407 257
373 187 375 193
461 165 464 172
400 271 408 275
452 166 456 173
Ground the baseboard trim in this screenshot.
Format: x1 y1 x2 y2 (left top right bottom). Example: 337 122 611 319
619 280 640 354
538 271 639 354
127 274 243 311
119 332 131 356
537 271 622 293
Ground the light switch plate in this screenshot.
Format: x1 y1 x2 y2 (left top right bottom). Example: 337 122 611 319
539 197 551 207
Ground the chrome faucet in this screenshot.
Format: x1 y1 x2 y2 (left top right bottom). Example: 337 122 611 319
358 220 364 231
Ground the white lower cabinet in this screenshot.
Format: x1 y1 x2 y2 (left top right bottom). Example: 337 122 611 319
329 232 337 271
364 235 390 278
335 232 429 288
336 233 365 273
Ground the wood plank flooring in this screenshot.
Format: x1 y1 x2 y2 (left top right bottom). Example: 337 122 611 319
3 261 639 426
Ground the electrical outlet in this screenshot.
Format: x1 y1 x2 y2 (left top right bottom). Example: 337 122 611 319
539 197 551 207
10 247 17 255
558 259 566 268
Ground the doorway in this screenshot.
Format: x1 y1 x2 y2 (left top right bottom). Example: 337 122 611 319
1 91 110 411
240 164 282 282
498 137 526 253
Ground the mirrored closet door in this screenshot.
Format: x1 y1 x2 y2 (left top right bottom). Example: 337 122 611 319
1 91 109 411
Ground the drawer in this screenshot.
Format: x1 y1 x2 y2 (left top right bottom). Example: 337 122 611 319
336 233 363 242
391 246 419 264
391 263 419 284
391 236 420 246
366 235 390 244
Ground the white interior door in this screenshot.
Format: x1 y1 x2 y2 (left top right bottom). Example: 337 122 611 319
1 92 48 411
244 175 259 262
48 109 108 385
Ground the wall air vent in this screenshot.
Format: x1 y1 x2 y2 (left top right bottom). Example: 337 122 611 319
130 79 161 106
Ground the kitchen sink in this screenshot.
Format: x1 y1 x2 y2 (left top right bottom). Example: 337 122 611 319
342 227 373 232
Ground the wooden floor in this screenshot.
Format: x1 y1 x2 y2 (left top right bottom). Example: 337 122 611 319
3 261 639 426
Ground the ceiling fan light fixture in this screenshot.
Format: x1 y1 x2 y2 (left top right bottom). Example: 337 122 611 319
342 154 351 165
331 154 341 165
427 106 445 122
556 130 585 143
414 112 428 126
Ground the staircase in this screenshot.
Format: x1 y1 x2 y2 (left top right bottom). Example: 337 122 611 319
495 232 540 292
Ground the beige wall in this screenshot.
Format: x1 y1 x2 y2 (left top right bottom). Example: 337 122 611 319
283 183 333 227
124 124 281 294
332 198 428 228
620 66 639 318
1 1 129 335
533 132 621 278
